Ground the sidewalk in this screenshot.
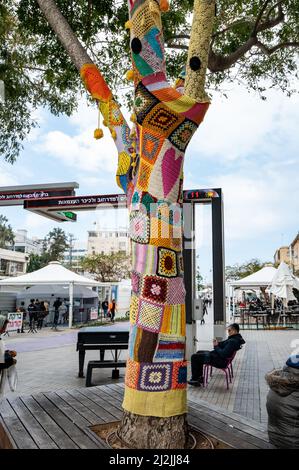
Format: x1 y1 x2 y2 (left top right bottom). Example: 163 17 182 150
2 323 298 427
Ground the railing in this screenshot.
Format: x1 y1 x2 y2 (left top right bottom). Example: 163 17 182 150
233 308 299 330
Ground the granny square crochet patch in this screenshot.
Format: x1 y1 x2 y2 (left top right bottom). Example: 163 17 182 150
140 129 164 164
136 298 164 333
157 248 178 278
142 275 168 303
168 119 198 152
136 160 152 192
135 82 159 124
129 210 150 244
143 103 183 137
138 362 172 391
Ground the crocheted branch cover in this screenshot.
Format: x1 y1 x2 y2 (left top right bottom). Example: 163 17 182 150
80 0 215 418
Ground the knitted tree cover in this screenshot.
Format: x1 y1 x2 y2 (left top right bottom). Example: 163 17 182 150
81 0 215 418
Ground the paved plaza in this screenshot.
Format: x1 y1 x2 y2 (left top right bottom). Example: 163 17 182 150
2 322 298 428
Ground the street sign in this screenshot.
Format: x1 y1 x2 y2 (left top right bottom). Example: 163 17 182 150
0 182 79 206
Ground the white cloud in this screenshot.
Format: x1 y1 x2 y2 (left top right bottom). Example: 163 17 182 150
37 128 118 174
189 86 299 163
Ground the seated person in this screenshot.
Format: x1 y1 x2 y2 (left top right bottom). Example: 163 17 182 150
188 323 245 386
265 354 299 449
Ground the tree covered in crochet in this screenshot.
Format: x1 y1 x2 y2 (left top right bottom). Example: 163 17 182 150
1 0 299 162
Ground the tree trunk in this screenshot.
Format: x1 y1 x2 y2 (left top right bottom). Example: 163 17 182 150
118 411 188 449
36 0 216 448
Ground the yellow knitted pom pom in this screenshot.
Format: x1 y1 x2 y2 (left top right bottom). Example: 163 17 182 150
126 70 135 81
94 128 104 140
103 120 108 127
130 113 137 123
125 20 133 30
111 129 117 140
160 0 170 12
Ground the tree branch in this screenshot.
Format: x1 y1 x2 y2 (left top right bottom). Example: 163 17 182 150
36 0 92 71
256 40 299 55
185 0 216 102
253 0 272 36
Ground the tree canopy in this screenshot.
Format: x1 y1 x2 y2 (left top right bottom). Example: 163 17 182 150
81 251 130 282
0 214 15 248
26 227 68 272
1 0 298 162
225 258 272 280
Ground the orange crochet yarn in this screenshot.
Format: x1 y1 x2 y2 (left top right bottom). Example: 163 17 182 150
80 64 112 102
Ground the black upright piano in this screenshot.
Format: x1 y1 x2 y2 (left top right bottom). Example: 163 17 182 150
76 325 130 378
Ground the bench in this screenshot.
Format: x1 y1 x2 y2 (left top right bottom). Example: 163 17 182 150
86 360 127 387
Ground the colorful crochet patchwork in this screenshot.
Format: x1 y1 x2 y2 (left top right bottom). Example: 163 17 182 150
142 275 168 303
118 0 212 418
136 298 164 333
161 304 186 336
131 271 142 295
166 277 186 304
153 334 185 362
157 248 178 277
132 242 158 274
138 362 172 391
129 210 150 244
136 328 159 362
129 294 139 324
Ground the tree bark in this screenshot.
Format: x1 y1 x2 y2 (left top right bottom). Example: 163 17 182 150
36 0 92 71
118 411 188 449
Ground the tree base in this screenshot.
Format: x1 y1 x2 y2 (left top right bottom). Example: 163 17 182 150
117 411 188 449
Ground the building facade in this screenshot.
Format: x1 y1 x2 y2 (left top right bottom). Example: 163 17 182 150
274 246 290 266
13 229 43 255
87 228 130 256
290 233 299 275
0 248 28 279
63 243 87 270
274 233 299 275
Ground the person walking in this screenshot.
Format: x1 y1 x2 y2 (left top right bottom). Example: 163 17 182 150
101 299 109 318
110 299 116 323
52 298 62 330
58 301 67 325
37 301 47 330
27 299 37 333
17 302 27 333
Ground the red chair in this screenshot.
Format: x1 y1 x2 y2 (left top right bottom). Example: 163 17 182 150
203 350 237 390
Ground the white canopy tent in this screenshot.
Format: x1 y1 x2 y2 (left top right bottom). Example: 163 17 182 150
266 261 299 303
229 266 277 318
16 284 98 299
0 261 100 327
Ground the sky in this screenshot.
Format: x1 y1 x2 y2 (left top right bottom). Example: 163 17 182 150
0 83 299 282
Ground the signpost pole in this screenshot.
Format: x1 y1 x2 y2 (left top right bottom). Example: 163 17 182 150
68 282 74 329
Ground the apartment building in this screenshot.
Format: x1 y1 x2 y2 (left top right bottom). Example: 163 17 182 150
87 228 130 256
0 248 28 279
13 229 43 255
274 232 299 275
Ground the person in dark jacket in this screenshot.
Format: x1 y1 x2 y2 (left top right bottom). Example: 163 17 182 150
265 355 299 449
188 323 245 386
